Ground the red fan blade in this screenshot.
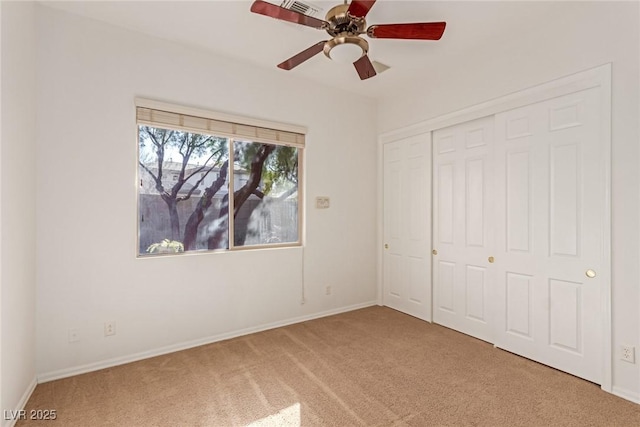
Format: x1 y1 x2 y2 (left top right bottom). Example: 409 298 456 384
348 0 377 18
250 0 328 29
353 55 377 80
277 41 327 70
368 22 446 40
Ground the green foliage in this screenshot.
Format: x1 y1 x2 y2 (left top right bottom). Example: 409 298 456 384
139 126 228 168
263 145 298 195
146 239 184 254
235 142 298 196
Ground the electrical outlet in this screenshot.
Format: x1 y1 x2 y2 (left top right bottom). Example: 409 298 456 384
68 328 80 343
104 321 116 337
325 285 332 295
621 345 635 363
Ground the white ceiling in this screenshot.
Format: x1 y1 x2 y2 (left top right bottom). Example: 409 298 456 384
40 0 568 99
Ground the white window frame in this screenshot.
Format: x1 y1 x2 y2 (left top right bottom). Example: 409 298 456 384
136 98 305 256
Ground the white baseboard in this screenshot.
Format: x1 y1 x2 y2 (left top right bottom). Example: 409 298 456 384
2 377 37 427
611 386 640 404
37 301 377 383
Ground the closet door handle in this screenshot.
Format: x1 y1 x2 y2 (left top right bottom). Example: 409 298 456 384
488 256 495 263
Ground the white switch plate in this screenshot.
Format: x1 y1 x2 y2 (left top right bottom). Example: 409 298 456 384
316 196 330 209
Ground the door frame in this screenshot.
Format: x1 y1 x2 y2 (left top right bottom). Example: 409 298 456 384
377 63 612 392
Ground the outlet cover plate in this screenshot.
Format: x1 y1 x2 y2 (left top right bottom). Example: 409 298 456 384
621 345 635 363
104 321 116 337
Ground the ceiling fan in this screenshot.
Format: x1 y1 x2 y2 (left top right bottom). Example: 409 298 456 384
250 0 446 80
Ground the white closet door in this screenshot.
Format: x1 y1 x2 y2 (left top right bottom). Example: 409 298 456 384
432 116 495 342
493 87 604 383
383 135 431 321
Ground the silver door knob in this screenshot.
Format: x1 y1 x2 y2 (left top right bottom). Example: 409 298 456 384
586 269 596 278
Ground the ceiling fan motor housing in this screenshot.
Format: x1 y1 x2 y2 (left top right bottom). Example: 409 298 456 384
323 3 368 62
324 4 366 36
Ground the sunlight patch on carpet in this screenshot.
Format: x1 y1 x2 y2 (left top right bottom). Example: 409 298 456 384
246 403 301 427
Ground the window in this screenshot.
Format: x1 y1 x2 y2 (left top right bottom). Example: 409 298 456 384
136 100 304 256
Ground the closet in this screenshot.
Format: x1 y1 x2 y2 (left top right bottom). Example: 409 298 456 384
382 133 431 321
382 68 610 385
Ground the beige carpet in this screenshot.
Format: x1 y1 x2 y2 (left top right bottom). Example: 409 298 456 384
18 306 640 426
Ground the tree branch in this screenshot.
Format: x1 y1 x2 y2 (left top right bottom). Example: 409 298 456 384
183 161 230 250
142 126 161 148
176 146 227 202
182 151 218 183
138 161 160 184
178 132 188 157
233 144 275 217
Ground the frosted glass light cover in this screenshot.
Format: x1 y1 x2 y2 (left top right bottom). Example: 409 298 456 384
329 43 363 64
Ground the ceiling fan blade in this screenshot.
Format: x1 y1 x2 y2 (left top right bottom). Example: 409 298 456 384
368 22 447 40
353 54 377 80
250 0 328 29
347 0 377 18
277 41 327 70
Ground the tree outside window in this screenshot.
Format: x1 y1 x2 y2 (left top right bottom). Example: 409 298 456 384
138 125 301 256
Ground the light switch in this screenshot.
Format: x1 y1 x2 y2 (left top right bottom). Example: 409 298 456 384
316 197 330 209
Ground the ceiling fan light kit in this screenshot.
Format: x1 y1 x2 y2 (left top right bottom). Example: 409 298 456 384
250 0 446 80
324 36 368 63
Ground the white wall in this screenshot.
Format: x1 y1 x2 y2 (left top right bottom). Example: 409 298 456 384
1 0 38 422
378 2 640 400
24 0 640 404
35 5 377 379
